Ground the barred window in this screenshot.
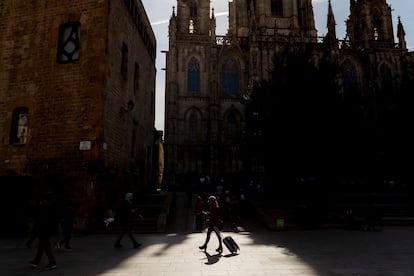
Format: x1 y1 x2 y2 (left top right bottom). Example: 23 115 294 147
10 107 29 145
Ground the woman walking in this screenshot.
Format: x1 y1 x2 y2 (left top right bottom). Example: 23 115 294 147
199 196 223 253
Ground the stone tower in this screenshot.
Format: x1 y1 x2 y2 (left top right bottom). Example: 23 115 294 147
0 0 157 232
347 0 395 48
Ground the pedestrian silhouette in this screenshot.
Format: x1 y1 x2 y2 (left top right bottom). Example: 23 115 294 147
194 195 205 232
25 199 40 249
57 199 75 250
114 192 143 249
199 196 223 253
29 192 59 270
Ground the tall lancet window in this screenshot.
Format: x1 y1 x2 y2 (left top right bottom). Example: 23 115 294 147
187 57 200 92
341 59 358 99
190 5 197 17
221 57 239 95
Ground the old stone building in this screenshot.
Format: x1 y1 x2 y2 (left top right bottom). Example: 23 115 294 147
0 0 157 233
163 0 414 192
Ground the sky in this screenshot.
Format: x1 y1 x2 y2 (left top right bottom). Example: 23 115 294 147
141 0 414 132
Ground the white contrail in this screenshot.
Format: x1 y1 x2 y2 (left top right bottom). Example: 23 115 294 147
152 19 169 26
151 11 228 26
215 12 229 17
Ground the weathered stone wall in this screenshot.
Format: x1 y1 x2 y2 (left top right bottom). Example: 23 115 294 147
0 0 157 232
0 0 108 176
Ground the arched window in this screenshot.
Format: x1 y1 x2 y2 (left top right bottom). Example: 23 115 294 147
187 57 200 92
10 107 29 145
341 59 358 99
221 57 239 95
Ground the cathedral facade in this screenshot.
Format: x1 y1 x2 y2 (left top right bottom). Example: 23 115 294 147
163 0 414 192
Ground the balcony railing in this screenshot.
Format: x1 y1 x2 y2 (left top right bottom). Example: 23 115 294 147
214 34 400 50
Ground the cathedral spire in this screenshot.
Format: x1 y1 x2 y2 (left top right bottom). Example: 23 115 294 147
397 16 407 50
323 0 337 48
327 0 336 36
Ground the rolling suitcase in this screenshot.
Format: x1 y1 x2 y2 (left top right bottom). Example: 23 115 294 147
223 236 240 254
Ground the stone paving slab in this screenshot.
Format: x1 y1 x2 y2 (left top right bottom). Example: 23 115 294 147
1 226 414 275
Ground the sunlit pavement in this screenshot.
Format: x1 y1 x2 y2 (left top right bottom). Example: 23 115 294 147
1 226 414 276
1 192 414 275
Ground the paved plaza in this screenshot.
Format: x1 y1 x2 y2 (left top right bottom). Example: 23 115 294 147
1 192 414 275
2 226 414 275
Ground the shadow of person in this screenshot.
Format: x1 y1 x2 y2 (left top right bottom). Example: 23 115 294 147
204 252 221 265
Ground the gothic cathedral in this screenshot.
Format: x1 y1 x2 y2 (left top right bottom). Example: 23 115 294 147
163 0 414 192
